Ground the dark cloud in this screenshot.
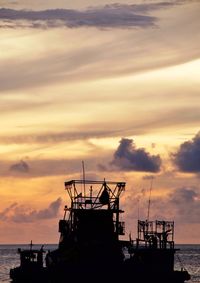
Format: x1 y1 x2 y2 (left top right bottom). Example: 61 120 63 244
0 5 158 29
111 138 162 172
173 132 200 173
169 187 197 205
0 198 62 223
10 160 30 173
0 1 184 30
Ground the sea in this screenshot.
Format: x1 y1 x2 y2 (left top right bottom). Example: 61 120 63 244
0 244 199 282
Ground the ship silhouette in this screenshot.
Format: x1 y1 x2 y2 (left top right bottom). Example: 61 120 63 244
10 179 191 283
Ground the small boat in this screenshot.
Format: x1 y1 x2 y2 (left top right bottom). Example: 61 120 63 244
124 220 191 282
10 241 47 282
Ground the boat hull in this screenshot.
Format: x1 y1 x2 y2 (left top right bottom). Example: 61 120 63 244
10 266 47 283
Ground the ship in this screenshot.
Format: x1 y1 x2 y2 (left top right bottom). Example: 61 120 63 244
10 241 47 282
10 179 191 283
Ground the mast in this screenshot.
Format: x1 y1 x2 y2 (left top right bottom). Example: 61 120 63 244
147 177 153 221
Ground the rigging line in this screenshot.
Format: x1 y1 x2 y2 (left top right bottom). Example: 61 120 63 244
193 267 200 275
147 177 153 221
177 253 200 275
176 254 188 272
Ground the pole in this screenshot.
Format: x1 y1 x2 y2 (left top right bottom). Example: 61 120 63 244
82 161 86 197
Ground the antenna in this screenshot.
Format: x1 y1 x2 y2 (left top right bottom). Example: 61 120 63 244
82 161 86 197
147 177 153 221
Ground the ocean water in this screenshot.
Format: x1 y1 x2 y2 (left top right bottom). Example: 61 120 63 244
0 244 199 282
174 245 200 283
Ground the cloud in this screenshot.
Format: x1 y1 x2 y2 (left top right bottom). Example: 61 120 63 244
7 159 69 178
111 138 162 172
0 4 160 29
0 98 52 113
0 2 199 93
0 198 62 223
0 203 18 221
169 187 197 205
0 157 99 178
157 187 200 223
0 2 189 29
0 107 200 146
124 185 200 227
124 108 200 137
10 160 30 173
173 132 200 173
0 129 118 145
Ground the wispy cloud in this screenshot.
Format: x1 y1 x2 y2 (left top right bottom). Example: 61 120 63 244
0 97 52 113
0 129 118 144
0 1 199 93
0 198 62 223
1 107 200 145
0 203 18 221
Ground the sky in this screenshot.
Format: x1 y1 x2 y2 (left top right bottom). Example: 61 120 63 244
0 0 200 244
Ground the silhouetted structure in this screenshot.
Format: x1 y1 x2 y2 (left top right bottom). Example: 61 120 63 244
124 220 190 282
10 241 46 282
10 179 190 283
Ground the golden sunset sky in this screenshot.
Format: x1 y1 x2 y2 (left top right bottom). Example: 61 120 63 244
0 0 200 244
